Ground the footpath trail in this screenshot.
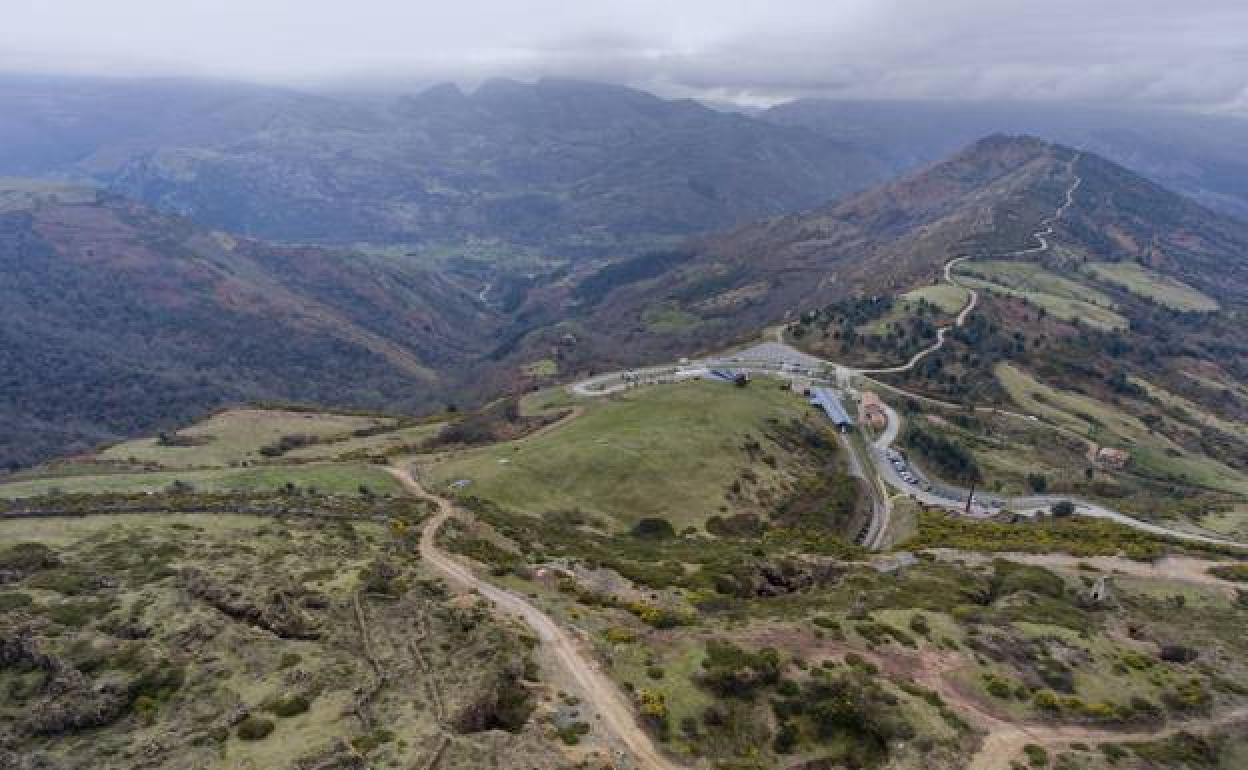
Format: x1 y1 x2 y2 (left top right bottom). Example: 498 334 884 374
967 708 1248 770
385 466 682 770
886 641 1247 770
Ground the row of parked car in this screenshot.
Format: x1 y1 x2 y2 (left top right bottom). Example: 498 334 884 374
883 448 928 489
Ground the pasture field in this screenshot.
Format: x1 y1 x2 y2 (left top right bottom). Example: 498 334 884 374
1132 377 1248 443
0 462 400 499
422 379 815 529
641 301 701 333
522 358 558 378
995 364 1248 495
995 364 1155 444
954 259 1127 330
860 285 966 336
98 409 391 468
900 282 972 314
1086 261 1219 312
283 423 444 460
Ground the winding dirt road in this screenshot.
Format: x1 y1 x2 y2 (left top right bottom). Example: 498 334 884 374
387 450 1244 770
385 466 682 770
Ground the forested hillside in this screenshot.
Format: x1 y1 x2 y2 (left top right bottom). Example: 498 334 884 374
0 186 497 467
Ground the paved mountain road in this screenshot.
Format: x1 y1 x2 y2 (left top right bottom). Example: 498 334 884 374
857 156 1080 377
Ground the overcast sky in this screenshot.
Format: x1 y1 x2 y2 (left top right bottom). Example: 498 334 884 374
4 0 1248 112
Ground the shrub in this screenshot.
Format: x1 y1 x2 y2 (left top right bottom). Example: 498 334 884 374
1033 690 1061 711
44 598 116 628
983 673 1014 698
1023 743 1049 766
1158 644 1198 664
993 560 1067 599
705 513 767 537
359 559 406 596
0 592 34 611
773 721 799 753
351 728 395 753
603 627 637 644
626 601 691 629
267 694 311 718
697 640 781 698
133 695 160 725
237 716 275 741
637 689 669 728
1208 564 1248 582
1120 651 1153 670
1162 679 1210 712
856 621 916 648
557 721 591 745
26 569 92 595
632 517 677 540
771 669 912 766
908 613 931 636
904 424 981 483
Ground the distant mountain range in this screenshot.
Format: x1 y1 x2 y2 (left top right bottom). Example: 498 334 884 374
0 75 884 256
762 98 1248 222
4 76 1246 258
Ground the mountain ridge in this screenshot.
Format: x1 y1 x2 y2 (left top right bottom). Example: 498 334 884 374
0 75 889 255
508 134 1248 376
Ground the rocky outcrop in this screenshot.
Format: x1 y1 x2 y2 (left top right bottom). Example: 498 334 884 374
712 558 846 598
180 568 321 640
0 630 128 738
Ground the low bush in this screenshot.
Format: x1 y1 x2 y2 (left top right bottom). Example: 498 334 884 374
266 694 311 717
1158 644 1198 664
603 627 637 644
632 517 677 540
697 640 781 698
557 721 591 745
237 715 275 741
1208 564 1248 582
0 592 34 611
1023 743 1049 766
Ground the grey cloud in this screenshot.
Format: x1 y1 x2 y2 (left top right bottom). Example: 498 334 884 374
3 0 1247 113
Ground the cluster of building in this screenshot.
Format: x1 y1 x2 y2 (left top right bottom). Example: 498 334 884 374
859 391 888 430
810 387 853 432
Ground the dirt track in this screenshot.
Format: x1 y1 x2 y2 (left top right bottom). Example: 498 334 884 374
966 707 1248 770
860 641 1246 770
389 463 1247 769
927 549 1244 596
385 466 682 770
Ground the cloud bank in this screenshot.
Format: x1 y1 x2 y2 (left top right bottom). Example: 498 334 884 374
4 0 1247 112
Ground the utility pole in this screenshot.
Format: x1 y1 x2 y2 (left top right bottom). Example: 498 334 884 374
965 482 975 515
